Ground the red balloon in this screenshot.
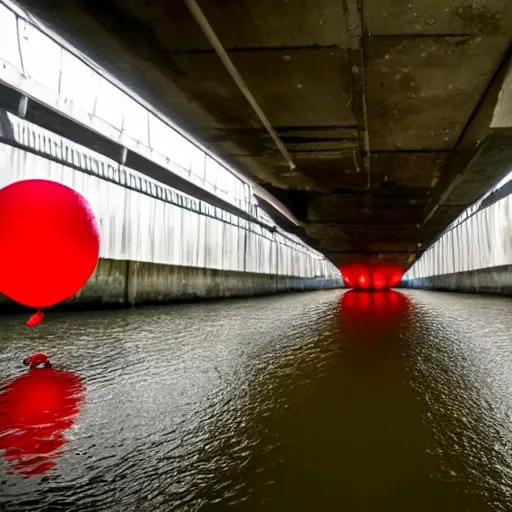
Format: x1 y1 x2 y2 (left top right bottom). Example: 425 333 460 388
0 179 100 308
341 262 404 291
26 310 45 327
0 368 85 476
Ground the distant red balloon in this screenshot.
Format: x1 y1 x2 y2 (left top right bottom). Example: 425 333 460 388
0 179 100 308
0 368 85 476
341 262 403 290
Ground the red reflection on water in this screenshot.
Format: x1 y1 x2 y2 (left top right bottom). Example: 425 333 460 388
0 368 85 476
339 290 410 329
341 262 404 290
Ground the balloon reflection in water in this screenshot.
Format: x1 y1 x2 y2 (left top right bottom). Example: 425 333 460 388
0 368 85 476
339 290 410 330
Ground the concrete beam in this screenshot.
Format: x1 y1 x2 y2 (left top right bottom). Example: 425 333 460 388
422 51 512 246
492 56 512 128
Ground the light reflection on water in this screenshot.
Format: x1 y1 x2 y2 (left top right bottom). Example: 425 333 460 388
0 290 510 511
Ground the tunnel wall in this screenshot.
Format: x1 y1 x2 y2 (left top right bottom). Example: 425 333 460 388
0 1 341 312
402 265 512 295
0 259 341 311
0 124 338 280
0 116 341 312
404 173 512 294
0 0 254 216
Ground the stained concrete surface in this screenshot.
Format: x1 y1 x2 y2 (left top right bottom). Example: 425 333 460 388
0 258 342 312
11 0 512 268
402 264 512 295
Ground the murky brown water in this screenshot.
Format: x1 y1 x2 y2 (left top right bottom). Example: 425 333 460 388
0 289 511 511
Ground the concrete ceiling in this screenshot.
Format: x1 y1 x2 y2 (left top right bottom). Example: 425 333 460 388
14 0 512 268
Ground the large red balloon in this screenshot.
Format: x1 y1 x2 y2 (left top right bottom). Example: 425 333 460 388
341 262 403 290
0 368 85 476
0 179 100 308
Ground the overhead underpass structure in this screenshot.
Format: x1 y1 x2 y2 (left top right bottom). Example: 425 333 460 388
9 0 512 276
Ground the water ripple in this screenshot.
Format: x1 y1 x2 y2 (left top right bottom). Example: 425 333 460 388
0 290 511 510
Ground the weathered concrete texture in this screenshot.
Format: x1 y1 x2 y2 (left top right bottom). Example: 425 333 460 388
74 258 128 305
365 35 506 151
403 265 512 295
0 259 341 312
364 0 512 36
492 57 512 129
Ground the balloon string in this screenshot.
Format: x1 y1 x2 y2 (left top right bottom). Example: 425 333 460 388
26 310 44 327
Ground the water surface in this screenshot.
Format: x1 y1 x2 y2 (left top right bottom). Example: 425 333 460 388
0 289 511 511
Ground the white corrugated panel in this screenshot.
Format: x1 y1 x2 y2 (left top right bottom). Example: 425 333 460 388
0 4 22 74
60 49 99 119
0 141 340 280
405 192 512 280
18 20 61 102
0 3 253 214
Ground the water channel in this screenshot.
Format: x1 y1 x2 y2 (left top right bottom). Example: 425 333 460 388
0 289 511 511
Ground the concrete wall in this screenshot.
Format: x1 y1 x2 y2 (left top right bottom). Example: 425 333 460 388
0 258 342 312
402 264 512 295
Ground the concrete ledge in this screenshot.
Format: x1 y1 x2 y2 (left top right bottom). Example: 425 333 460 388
402 264 512 295
0 258 342 313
